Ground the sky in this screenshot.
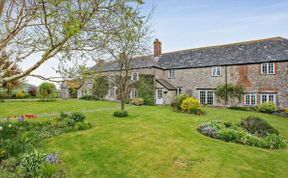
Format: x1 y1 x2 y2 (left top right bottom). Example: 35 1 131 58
22 0 288 86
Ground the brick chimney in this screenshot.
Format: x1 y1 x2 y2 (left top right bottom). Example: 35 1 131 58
154 39 162 57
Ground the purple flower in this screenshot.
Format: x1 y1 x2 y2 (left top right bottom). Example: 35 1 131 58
46 151 59 164
17 116 25 121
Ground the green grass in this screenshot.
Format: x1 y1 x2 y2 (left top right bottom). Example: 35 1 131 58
0 99 119 118
1 100 288 177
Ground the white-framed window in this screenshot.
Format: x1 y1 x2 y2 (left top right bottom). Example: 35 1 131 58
261 63 275 74
177 87 183 95
260 94 276 104
131 72 138 81
168 69 176 79
212 66 221 76
199 90 214 105
109 88 115 98
244 94 257 106
130 89 137 98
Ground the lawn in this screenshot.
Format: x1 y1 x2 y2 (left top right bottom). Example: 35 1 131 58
1 100 288 177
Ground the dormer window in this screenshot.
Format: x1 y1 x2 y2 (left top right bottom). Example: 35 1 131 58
131 72 138 81
168 70 176 79
212 66 221 76
261 63 275 74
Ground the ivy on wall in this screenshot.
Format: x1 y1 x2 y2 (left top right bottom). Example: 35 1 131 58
93 76 109 98
136 74 155 105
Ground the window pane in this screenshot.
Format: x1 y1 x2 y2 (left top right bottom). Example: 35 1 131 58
261 95 267 103
207 91 214 105
251 95 256 105
268 94 274 102
200 91 206 104
245 95 250 105
262 63 267 74
268 63 274 74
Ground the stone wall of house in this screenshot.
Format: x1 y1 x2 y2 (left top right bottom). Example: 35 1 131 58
163 61 288 108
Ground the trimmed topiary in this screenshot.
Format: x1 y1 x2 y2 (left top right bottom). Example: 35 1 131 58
113 110 128 117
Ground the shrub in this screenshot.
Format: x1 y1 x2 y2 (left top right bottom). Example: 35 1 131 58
263 134 286 149
284 107 288 113
198 119 286 149
176 94 189 109
0 148 7 161
190 107 206 115
69 112 85 122
228 106 255 112
256 102 277 114
242 134 265 147
113 110 128 117
16 91 25 98
198 124 219 138
218 128 246 143
130 98 144 106
20 149 47 177
28 87 37 97
239 116 279 137
80 95 99 100
38 82 57 101
180 97 200 112
75 121 91 130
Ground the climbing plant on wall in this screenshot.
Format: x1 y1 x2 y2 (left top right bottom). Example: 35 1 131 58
93 76 109 99
136 74 155 105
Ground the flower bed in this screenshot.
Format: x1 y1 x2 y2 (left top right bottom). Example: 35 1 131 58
198 116 286 149
0 112 91 177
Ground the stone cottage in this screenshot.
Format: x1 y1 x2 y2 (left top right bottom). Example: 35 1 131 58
78 37 288 108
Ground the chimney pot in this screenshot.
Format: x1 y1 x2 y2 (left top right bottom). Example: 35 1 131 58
154 39 162 57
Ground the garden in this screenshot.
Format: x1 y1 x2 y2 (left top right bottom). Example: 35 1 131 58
1 99 288 177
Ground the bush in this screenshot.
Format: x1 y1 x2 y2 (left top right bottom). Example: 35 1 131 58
20 150 47 177
263 134 286 149
180 97 200 112
239 116 279 137
198 119 286 149
176 94 189 109
228 106 255 112
198 124 219 138
130 98 144 106
284 107 288 113
0 148 7 161
69 112 85 122
38 82 57 101
75 121 91 130
80 95 99 100
218 128 246 143
190 107 206 115
113 110 128 117
16 91 25 98
256 102 277 114
28 87 37 97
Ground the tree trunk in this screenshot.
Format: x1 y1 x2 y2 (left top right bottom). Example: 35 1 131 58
120 99 125 111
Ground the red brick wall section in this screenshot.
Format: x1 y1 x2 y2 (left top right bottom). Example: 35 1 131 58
257 88 279 93
237 65 251 87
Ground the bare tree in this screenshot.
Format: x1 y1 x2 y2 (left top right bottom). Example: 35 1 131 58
100 1 152 111
0 0 143 86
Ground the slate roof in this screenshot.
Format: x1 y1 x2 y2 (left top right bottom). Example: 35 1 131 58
94 37 288 71
156 79 176 90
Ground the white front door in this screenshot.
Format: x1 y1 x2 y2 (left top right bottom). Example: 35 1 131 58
156 89 164 105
